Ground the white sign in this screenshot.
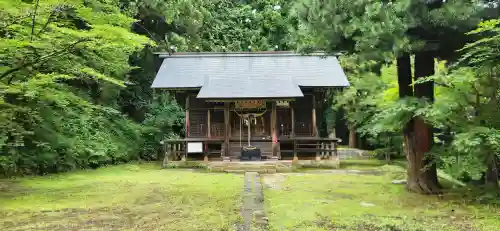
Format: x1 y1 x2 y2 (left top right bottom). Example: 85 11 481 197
187 142 203 153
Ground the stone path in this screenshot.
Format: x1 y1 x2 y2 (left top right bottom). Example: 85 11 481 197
238 172 268 231
236 168 381 230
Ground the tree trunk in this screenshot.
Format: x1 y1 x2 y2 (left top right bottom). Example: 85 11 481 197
348 123 357 148
484 154 499 188
397 53 440 194
413 51 441 191
397 54 413 98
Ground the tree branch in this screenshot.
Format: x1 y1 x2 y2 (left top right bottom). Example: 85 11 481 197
132 22 162 44
0 14 33 30
30 0 41 41
1 38 90 82
35 8 57 38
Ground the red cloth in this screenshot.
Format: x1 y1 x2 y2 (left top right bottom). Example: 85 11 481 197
272 132 278 143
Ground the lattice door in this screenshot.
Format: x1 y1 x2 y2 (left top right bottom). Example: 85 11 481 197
189 110 207 137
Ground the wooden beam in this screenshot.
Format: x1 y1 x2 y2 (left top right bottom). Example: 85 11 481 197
224 102 230 157
185 95 190 138
271 101 278 157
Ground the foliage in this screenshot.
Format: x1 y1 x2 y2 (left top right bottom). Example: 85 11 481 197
140 93 184 160
417 19 500 181
292 0 487 58
295 0 499 188
128 0 297 51
333 58 404 158
0 0 150 175
0 164 244 230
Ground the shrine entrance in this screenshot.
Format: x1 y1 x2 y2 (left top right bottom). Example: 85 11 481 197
232 100 270 160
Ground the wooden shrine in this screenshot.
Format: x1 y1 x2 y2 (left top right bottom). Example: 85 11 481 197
151 51 349 161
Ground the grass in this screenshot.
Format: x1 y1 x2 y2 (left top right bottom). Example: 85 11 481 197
2 160 499 231
0 163 243 231
263 164 500 231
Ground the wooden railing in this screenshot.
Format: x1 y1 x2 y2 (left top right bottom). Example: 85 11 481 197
161 137 340 165
161 141 186 167
161 139 226 166
293 138 339 161
210 123 225 138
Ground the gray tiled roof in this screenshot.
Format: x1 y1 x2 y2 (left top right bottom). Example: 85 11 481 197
151 52 349 98
197 78 303 99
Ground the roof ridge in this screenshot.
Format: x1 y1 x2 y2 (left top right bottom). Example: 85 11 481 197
156 51 333 58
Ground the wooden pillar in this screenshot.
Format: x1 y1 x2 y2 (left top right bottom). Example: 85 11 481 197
271 101 278 157
291 105 295 138
185 95 190 138
332 140 339 168
293 140 298 161
204 142 209 162
315 141 321 161
291 102 297 161
330 141 335 160
207 109 211 138
312 94 318 137
321 142 325 159
162 143 169 168
312 94 319 161
223 102 230 159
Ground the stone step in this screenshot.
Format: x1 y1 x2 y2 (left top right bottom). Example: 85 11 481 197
212 166 277 170
209 164 279 168
225 169 268 174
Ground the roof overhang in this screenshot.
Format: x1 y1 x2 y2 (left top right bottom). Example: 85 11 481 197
151 51 350 98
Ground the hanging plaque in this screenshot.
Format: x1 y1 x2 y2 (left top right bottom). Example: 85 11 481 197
235 100 265 109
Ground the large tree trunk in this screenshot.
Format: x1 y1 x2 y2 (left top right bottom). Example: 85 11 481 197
397 53 440 194
414 51 441 191
484 154 499 188
348 123 357 148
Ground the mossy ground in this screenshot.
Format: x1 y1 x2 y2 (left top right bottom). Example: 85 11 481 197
1 161 498 231
0 163 243 231
264 164 500 231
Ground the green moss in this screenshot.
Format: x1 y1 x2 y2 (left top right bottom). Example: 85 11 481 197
339 159 390 169
0 163 243 231
163 161 209 170
264 165 500 231
293 162 340 170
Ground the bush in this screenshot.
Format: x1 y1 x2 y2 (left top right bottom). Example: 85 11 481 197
0 83 144 176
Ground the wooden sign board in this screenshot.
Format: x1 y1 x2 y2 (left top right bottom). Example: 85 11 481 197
187 142 203 153
235 100 265 109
